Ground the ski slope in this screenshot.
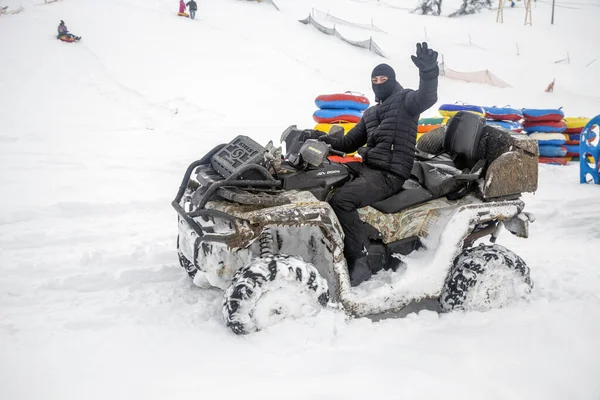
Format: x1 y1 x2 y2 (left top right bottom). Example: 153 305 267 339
1 0 600 398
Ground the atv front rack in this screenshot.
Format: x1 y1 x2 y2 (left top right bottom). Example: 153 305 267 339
172 144 282 242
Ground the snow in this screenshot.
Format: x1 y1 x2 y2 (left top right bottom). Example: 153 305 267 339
1 0 600 398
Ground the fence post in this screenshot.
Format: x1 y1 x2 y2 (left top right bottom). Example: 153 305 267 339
516 42 520 55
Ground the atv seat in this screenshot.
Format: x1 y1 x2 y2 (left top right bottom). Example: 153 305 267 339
370 178 433 213
371 112 486 214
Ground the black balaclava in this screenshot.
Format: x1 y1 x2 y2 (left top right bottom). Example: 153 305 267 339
371 63 397 102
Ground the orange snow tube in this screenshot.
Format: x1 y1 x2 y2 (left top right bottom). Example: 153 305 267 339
58 35 80 43
417 124 442 133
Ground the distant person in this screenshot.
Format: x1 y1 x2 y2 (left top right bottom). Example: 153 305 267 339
186 0 197 19
57 20 68 36
57 20 80 41
179 0 186 14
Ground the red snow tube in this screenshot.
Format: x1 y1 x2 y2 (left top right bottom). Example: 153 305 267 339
315 93 370 111
522 108 564 122
522 120 567 133
328 155 362 164
539 157 569 166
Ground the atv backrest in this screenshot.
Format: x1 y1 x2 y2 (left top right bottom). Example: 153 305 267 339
443 111 486 169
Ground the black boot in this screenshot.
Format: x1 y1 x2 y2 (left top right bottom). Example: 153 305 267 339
348 256 372 287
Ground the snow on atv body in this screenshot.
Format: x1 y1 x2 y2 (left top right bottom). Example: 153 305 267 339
173 111 539 334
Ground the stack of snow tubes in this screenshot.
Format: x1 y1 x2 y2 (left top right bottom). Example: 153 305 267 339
419 104 487 142
313 92 369 134
483 106 524 133
522 108 573 164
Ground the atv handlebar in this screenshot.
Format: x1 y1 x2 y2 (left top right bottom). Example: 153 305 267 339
328 147 346 158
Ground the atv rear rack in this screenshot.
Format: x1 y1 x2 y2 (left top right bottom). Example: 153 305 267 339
172 144 282 241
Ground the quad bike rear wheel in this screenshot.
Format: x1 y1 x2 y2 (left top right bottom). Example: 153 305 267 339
222 255 330 335
439 244 533 312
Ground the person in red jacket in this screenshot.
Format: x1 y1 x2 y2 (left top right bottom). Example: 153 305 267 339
179 0 186 13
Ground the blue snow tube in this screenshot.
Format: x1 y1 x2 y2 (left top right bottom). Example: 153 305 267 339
483 107 523 121
538 145 567 157
313 108 363 123
486 120 523 132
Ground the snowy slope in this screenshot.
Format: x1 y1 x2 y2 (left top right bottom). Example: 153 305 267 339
1 0 600 398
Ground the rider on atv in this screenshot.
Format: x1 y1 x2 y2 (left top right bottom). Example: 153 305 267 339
318 42 439 286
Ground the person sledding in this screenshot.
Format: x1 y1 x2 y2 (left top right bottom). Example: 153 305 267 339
177 0 189 17
57 20 81 41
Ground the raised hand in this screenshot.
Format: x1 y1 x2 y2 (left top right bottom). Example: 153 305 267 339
411 42 438 72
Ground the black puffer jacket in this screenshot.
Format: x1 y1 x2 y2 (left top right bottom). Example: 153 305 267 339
330 69 439 179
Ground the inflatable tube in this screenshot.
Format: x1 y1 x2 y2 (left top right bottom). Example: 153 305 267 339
565 131 597 144
528 133 567 145
565 145 580 157
538 145 567 157
563 117 590 133
483 106 523 121
486 120 523 132
418 116 446 125
313 109 362 124
314 123 356 134
522 108 564 122
565 127 584 134
418 124 442 133
315 93 370 111
328 155 362 164
564 117 590 129
177 12 189 17
439 104 485 117
539 156 593 165
58 34 80 42
523 120 567 133
539 157 569 166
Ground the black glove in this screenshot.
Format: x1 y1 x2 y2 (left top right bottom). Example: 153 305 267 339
303 129 326 140
318 134 340 146
411 42 438 72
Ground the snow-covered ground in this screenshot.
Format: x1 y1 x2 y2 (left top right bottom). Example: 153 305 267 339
1 0 600 398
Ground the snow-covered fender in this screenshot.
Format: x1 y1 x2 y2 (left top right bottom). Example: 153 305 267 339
338 199 527 317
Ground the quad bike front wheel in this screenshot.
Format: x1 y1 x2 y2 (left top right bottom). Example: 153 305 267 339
439 244 533 312
222 255 330 335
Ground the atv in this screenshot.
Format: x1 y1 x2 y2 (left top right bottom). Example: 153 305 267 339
172 111 539 334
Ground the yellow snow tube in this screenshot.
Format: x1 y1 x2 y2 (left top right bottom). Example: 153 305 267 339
564 117 590 130
314 123 356 133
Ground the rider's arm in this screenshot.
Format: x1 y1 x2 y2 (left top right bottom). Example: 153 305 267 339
403 68 439 116
331 118 368 153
